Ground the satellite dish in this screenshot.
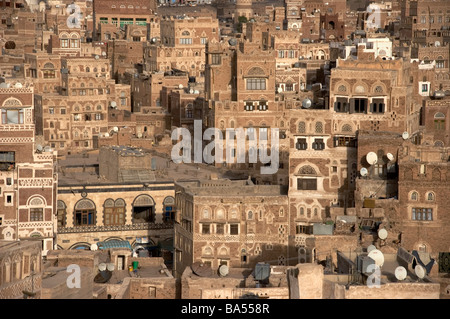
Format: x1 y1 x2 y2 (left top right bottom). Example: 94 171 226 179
110 101 117 108
302 98 312 109
36 144 43 152
228 38 237 46
360 167 368 176
102 51 106 56
137 132 142 138
366 152 378 165
14 82 22 88
107 263 115 271
44 146 52 152
368 249 385 267
378 228 388 240
178 84 183 89
435 41 440 47
94 55 99 60
90 243 98 251
191 262 211 277
415 265 426 279
395 266 407 281
194 90 199 94
277 87 283 93
402 132 409 140
189 89 194 94
0 83 8 88
113 126 119 132
104 133 110 137
219 264 229 277
387 153 394 161
98 263 107 271
367 244 376 253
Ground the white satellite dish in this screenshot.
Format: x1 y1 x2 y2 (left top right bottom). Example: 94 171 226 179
90 243 98 251
44 146 52 152
104 133 110 137
366 152 378 165
178 84 183 89
360 167 368 176
113 126 119 132
387 153 394 161
435 41 440 47
189 88 194 94
107 263 115 271
94 55 99 60
36 144 43 152
302 98 312 109
219 264 229 277
98 263 107 271
368 249 385 267
102 51 106 56
378 228 388 240
110 101 117 108
402 132 409 140
0 83 8 88
415 265 426 279
395 266 407 281
277 87 283 93
367 244 376 253
14 82 23 88
137 132 142 138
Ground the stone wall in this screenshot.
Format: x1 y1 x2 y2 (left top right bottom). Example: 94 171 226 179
332 282 440 299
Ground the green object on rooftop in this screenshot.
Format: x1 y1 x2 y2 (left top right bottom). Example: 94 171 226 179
132 261 139 270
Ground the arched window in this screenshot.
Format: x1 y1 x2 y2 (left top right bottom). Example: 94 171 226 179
411 191 418 201
163 196 175 222
434 112 445 130
132 195 155 223
298 121 306 133
215 208 225 220
182 31 190 36
104 198 125 225
202 207 211 219
315 122 323 133
427 192 435 201
74 199 96 226
247 210 253 220
29 196 45 222
342 124 353 132
57 200 67 228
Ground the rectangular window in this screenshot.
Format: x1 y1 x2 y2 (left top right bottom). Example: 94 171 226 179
371 98 385 113
258 101 268 111
246 78 266 90
434 120 445 130
296 138 308 150
245 102 254 111
95 113 102 121
334 136 356 147
30 208 43 221
210 54 221 65
49 107 54 114
43 70 55 79
202 224 210 234
61 108 66 115
351 98 368 113
216 224 224 234
334 97 349 112
6 177 12 185
179 38 192 45
60 39 69 48
2 109 24 124
259 127 268 140
412 208 433 221
0 152 15 171
297 178 317 190
422 84 428 92
312 138 325 150
296 224 313 234
201 37 208 44
75 210 95 226
230 224 239 235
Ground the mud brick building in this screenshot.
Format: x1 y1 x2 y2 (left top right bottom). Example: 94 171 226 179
173 179 290 278
0 82 57 255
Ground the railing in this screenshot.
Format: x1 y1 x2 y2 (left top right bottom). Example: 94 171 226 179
57 222 173 234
